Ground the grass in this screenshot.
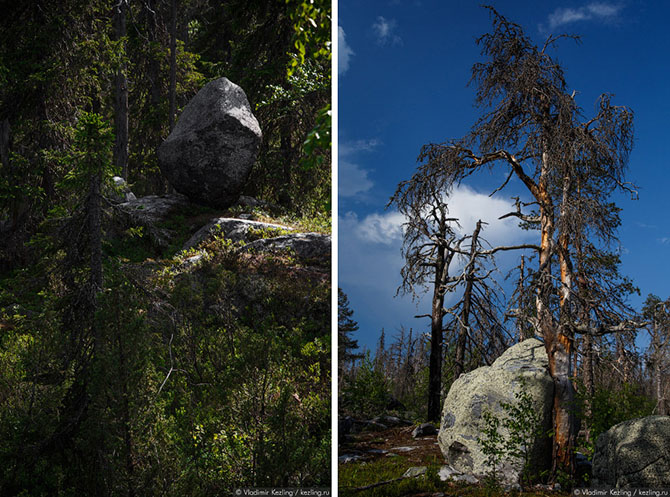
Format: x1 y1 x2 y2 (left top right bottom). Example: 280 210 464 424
339 456 572 497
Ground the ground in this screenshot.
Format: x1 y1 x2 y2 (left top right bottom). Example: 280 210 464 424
339 426 571 497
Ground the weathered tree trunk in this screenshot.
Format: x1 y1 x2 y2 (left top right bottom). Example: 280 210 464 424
114 0 129 179
427 244 446 422
534 145 576 479
454 220 482 379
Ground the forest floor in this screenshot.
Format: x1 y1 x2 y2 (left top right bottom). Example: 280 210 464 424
339 427 572 497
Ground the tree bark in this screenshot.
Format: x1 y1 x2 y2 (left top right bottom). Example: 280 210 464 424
454 220 482 379
114 0 129 179
427 244 446 422
168 0 177 132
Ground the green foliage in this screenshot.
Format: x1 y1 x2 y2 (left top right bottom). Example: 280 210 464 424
286 0 331 76
477 380 547 487
340 353 391 418
59 112 115 192
576 382 655 455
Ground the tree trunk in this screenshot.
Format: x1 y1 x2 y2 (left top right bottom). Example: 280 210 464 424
427 245 446 422
168 0 177 132
114 0 129 179
88 170 103 353
535 147 576 479
454 220 482 379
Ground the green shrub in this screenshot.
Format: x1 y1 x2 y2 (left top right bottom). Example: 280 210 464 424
477 378 547 487
340 354 391 418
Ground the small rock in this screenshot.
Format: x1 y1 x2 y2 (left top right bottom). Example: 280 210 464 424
438 465 462 481
390 446 418 453
107 176 136 203
366 449 388 455
371 415 412 427
412 422 438 438
403 466 427 478
339 454 364 464
362 421 388 432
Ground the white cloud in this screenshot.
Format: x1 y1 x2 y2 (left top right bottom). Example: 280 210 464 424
546 2 622 30
339 139 381 198
339 161 374 198
338 26 354 75
339 139 381 157
354 211 406 244
339 187 537 338
372 16 403 46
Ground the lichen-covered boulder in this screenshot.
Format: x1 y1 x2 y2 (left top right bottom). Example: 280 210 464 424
592 416 670 488
437 338 554 485
158 77 262 207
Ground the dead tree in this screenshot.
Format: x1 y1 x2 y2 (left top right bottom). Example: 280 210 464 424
414 7 637 477
389 171 461 422
390 169 536 421
643 295 670 415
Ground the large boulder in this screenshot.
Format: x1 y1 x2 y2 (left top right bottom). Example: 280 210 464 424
158 77 262 207
592 415 670 488
437 338 554 485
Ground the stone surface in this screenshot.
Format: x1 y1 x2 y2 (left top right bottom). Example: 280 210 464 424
158 77 261 207
183 217 294 250
412 422 438 438
242 232 331 261
107 176 136 203
116 194 190 249
402 466 427 478
339 454 364 464
371 415 413 428
592 415 670 488
437 338 554 485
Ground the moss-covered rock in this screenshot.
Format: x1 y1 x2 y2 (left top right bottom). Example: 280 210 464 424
437 338 553 484
592 415 670 488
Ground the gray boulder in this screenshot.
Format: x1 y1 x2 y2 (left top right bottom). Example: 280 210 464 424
437 338 554 485
158 77 262 207
412 422 438 438
183 217 294 250
242 232 331 260
116 194 190 249
592 415 670 488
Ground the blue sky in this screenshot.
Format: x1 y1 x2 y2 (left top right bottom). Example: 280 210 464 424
338 1 670 352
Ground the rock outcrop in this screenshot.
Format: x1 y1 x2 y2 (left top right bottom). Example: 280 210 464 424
437 338 554 485
592 415 670 488
116 193 191 249
184 217 294 249
184 217 330 261
158 77 262 207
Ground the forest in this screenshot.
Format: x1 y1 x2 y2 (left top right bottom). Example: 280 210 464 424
338 7 669 497
0 0 330 495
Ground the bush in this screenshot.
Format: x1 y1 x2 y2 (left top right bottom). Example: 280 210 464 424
477 378 547 487
340 354 391 418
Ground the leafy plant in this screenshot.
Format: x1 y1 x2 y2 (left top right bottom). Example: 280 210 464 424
477 378 547 487
340 353 392 418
